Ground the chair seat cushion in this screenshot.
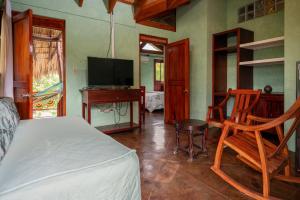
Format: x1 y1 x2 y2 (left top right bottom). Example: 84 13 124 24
224 132 288 175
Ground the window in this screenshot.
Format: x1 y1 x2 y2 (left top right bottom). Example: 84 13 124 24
155 59 164 82
154 59 164 91
238 0 284 23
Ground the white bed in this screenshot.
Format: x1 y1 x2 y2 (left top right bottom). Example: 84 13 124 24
145 91 164 112
0 117 141 200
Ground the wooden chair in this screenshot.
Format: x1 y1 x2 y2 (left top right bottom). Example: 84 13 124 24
206 89 261 128
140 86 146 123
211 97 300 200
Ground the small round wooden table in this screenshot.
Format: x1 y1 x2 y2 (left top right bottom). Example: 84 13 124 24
174 119 208 162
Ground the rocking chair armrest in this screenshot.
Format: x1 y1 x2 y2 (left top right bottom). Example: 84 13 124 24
223 120 267 132
247 115 274 123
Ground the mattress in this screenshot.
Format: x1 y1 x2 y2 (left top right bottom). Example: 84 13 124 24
0 117 141 200
145 91 164 112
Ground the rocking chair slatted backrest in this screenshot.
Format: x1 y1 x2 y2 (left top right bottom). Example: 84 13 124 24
229 89 261 123
207 89 261 128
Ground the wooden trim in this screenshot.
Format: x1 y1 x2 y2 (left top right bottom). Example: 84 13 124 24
140 34 168 45
297 61 300 176
32 15 66 116
138 20 176 32
33 15 65 31
139 34 168 87
118 0 135 5
108 0 118 13
79 0 84 7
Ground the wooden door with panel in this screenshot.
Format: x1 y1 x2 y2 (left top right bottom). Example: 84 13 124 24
165 39 190 124
13 9 33 120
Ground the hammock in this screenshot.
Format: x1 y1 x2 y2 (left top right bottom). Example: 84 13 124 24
33 82 63 110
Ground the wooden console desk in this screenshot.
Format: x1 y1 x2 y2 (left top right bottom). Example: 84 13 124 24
81 88 141 134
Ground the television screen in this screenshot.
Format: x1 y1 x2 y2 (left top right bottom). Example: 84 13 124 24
88 57 133 86
88 57 114 86
114 59 133 86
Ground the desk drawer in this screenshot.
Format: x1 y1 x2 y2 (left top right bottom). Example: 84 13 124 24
86 89 140 103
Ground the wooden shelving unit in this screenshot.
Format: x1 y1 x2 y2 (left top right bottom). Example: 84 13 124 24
212 28 254 116
212 29 284 123
240 57 284 66
239 36 284 67
214 46 237 53
240 36 284 50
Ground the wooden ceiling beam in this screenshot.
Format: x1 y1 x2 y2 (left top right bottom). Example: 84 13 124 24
119 0 135 5
102 0 118 13
79 0 84 7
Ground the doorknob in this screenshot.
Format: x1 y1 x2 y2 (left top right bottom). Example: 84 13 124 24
184 89 189 94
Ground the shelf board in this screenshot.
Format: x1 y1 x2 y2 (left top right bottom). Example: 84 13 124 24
240 36 284 50
214 46 237 53
239 57 284 66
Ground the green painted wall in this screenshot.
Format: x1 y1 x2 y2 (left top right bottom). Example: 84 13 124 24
173 0 226 119
10 0 175 126
141 55 163 92
285 1 300 151
226 0 284 92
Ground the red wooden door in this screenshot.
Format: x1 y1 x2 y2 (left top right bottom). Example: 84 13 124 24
165 39 190 123
13 10 33 119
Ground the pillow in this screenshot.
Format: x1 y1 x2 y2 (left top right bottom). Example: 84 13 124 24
0 97 20 162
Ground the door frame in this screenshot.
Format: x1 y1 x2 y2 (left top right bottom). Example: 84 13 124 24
139 34 168 117
12 11 66 117
32 15 66 116
139 34 168 86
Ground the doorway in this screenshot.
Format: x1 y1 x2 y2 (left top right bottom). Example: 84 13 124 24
32 26 64 118
139 34 167 122
139 34 190 124
12 10 66 119
31 16 66 119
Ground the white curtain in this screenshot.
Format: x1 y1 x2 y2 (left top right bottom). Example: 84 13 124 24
0 0 13 98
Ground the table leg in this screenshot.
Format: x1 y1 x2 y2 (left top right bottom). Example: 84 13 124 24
130 101 133 127
202 128 208 157
82 103 86 120
174 123 180 154
188 130 194 162
138 99 142 127
87 104 91 124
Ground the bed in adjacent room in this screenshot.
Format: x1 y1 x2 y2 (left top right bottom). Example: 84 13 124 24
0 115 141 200
145 91 164 112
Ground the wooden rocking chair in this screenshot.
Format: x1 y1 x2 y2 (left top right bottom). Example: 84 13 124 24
206 89 261 128
211 97 300 200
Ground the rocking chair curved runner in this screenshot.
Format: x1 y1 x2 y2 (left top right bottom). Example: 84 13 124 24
211 97 300 200
207 89 262 128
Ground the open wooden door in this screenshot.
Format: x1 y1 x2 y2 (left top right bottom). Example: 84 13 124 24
13 10 33 119
165 39 190 123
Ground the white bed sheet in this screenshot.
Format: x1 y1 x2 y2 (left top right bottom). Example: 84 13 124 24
0 117 141 200
145 91 164 112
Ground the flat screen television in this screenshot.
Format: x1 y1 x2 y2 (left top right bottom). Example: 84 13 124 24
88 57 133 86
